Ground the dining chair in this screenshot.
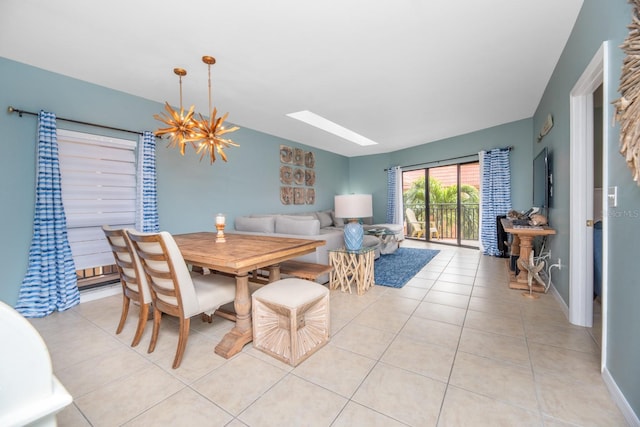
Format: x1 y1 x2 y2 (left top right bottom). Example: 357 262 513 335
126 230 237 369
102 225 152 347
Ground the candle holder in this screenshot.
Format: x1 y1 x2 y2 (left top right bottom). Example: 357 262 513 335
215 213 226 243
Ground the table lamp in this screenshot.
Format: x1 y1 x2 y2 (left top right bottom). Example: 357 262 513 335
334 194 373 251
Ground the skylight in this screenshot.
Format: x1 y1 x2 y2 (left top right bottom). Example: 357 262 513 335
286 110 378 146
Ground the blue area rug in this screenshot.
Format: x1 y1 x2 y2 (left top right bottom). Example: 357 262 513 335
374 248 440 288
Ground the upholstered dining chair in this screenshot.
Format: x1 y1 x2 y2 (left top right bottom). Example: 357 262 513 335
102 225 152 347
126 230 237 369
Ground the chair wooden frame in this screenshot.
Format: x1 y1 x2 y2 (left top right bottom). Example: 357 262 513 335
102 226 151 347
127 230 236 369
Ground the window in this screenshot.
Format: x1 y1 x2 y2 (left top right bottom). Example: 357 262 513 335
57 129 137 288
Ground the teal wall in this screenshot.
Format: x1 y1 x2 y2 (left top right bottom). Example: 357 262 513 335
0 57 349 305
349 118 534 224
533 0 639 417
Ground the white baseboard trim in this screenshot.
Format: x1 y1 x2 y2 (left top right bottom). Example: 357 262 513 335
549 283 570 320
602 367 640 426
79 284 120 303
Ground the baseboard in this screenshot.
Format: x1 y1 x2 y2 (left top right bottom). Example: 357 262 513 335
79 284 120 303
602 367 640 426
549 283 570 320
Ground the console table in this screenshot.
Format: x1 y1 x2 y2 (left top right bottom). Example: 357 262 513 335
500 218 556 292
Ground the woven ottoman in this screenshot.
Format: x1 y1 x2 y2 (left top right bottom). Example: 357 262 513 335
252 278 330 366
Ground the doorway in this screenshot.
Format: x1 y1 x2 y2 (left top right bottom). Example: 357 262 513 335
402 161 480 247
569 41 610 370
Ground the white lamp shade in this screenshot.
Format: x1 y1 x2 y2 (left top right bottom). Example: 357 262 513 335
334 194 373 219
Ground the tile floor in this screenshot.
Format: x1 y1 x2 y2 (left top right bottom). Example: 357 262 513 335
30 240 628 426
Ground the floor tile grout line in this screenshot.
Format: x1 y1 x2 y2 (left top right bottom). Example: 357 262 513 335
433 251 480 426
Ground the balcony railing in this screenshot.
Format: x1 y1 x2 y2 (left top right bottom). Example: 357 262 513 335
405 203 479 241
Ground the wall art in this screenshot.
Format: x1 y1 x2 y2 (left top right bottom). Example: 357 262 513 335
280 145 293 163
280 146 315 204
293 168 305 185
280 166 293 184
614 0 640 185
305 169 316 186
293 188 306 204
305 151 315 168
280 187 293 205
306 188 316 205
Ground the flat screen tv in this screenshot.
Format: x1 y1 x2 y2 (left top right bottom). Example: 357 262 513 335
532 147 551 214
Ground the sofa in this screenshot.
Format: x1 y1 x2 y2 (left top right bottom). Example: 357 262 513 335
232 211 403 283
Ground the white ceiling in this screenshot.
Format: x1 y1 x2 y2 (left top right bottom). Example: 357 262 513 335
0 0 583 157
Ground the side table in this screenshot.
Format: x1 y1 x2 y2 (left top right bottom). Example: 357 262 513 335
329 247 375 295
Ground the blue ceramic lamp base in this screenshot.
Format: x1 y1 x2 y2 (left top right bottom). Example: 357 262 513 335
343 220 363 251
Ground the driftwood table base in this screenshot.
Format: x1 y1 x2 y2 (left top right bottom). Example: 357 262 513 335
329 248 375 295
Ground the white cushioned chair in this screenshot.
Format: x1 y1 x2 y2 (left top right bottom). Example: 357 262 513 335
102 225 152 347
127 230 237 369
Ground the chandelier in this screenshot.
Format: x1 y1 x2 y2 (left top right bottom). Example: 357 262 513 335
154 56 239 164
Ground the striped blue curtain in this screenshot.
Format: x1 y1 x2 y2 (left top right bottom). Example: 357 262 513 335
135 131 159 232
386 166 403 225
480 148 512 256
16 111 79 317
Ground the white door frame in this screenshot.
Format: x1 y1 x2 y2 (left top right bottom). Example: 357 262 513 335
569 42 610 368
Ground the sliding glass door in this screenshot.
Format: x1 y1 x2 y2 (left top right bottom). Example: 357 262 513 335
403 161 480 247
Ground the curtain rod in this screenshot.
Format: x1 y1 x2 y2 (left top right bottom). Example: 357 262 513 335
7 106 144 136
384 145 513 171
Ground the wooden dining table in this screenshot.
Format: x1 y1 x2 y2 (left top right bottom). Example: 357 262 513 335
173 232 325 358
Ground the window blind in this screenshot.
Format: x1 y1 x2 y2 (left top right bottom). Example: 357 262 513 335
57 129 137 270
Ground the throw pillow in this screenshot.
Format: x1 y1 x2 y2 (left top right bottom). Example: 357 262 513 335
315 211 333 228
234 216 275 233
275 216 320 235
281 215 317 221
330 211 345 227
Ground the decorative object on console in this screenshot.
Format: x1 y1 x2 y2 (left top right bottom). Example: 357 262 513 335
529 213 547 226
507 209 526 220
614 0 640 185
215 213 226 243
335 194 373 251
154 56 239 164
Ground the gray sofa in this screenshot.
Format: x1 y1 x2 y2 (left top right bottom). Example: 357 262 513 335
232 211 404 283
233 212 342 283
